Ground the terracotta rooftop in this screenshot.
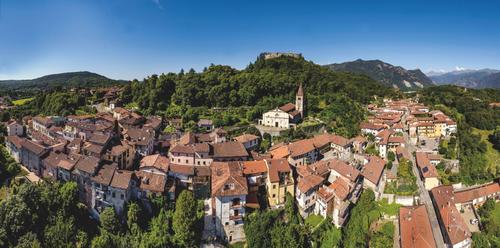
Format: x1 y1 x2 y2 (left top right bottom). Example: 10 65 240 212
430 186 471 246
213 141 248 158
234 133 259 143
288 139 316 157
266 159 292 183
6 135 23 149
92 163 117 185
415 152 438 178
361 156 386 185
136 170 167 193
211 161 248 197
242 160 267 175
33 116 54 127
88 133 111 146
74 156 100 174
328 177 351 201
170 144 195 154
297 174 324 193
399 205 437 248
454 182 500 204
169 163 195 175
21 139 48 156
331 135 350 147
327 159 360 183
279 103 296 113
140 154 169 172
110 170 134 190
270 145 290 159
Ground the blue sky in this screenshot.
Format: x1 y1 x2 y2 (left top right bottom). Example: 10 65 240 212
1 0 499 80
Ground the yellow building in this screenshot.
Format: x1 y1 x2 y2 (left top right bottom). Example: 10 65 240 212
416 122 438 138
266 159 295 207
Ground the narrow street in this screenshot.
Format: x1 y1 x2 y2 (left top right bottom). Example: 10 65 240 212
403 132 445 248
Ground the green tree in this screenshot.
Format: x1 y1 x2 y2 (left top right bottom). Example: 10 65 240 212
172 190 199 247
44 214 76 248
14 232 41 248
99 207 121 234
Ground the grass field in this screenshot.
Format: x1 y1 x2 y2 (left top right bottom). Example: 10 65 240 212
305 214 324 228
377 199 401 217
12 97 34 106
472 128 500 175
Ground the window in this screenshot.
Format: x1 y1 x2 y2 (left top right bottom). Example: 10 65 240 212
186 159 188 163
273 185 276 189
225 222 229 226
272 194 276 198
177 159 180 163
112 192 115 198
197 161 200 165
121 194 124 200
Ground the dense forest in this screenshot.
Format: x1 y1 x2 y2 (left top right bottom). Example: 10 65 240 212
420 85 500 185
0 180 203 248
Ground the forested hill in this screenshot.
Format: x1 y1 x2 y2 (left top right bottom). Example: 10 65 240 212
324 59 434 90
0 71 126 91
122 55 396 116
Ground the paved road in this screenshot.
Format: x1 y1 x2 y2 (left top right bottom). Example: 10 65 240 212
403 131 445 248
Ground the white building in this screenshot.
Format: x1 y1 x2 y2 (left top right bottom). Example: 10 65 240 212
259 84 304 129
211 162 248 243
6 120 23 136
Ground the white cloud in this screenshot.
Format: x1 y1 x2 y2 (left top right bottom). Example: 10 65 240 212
152 0 163 9
455 66 467 71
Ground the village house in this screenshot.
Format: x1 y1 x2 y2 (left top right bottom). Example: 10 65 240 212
123 127 155 156
361 156 386 198
108 170 136 215
197 119 214 131
91 163 118 215
259 83 304 129
211 161 248 243
286 139 318 166
265 158 294 208
106 141 135 170
430 186 472 248
32 116 55 137
212 141 249 162
20 139 49 175
296 174 324 217
399 205 437 248
330 135 352 160
139 154 170 175
453 181 500 208
135 170 173 205
315 177 352 227
5 135 23 162
360 122 385 136
415 152 440 190
6 120 23 136
72 156 101 207
233 133 260 150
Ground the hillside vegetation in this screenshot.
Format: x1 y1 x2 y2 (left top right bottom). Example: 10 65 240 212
120 55 397 137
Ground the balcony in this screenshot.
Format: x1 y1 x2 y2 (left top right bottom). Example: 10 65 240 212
229 215 242 221
230 204 242 209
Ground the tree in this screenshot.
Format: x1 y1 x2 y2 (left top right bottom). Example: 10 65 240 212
271 223 309 248
142 209 171 248
172 190 200 247
15 232 41 248
244 210 280 248
284 192 300 224
387 151 395 162
343 189 379 248
99 207 121 234
44 214 76 248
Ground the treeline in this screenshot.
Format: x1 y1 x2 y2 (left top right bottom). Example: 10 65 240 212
420 85 500 185
420 85 500 130
120 56 396 137
0 181 203 248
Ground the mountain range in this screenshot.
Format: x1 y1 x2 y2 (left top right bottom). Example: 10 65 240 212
324 59 434 90
0 71 125 91
427 69 500 88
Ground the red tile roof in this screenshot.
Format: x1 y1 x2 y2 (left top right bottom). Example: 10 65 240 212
140 154 169 172
266 159 292 183
234 134 259 143
297 174 324 193
361 156 386 185
454 182 500 204
213 141 248 158
399 205 437 248
415 152 438 178
327 159 360 183
242 160 267 175
431 186 471 246
211 161 248 197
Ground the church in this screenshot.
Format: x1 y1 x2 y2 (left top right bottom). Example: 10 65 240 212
259 83 305 129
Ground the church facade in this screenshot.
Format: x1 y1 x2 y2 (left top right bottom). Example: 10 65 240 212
259 84 305 129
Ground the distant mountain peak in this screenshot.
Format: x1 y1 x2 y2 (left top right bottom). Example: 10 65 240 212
428 68 500 89
323 59 434 90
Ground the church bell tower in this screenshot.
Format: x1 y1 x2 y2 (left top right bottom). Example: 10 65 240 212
295 83 305 118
